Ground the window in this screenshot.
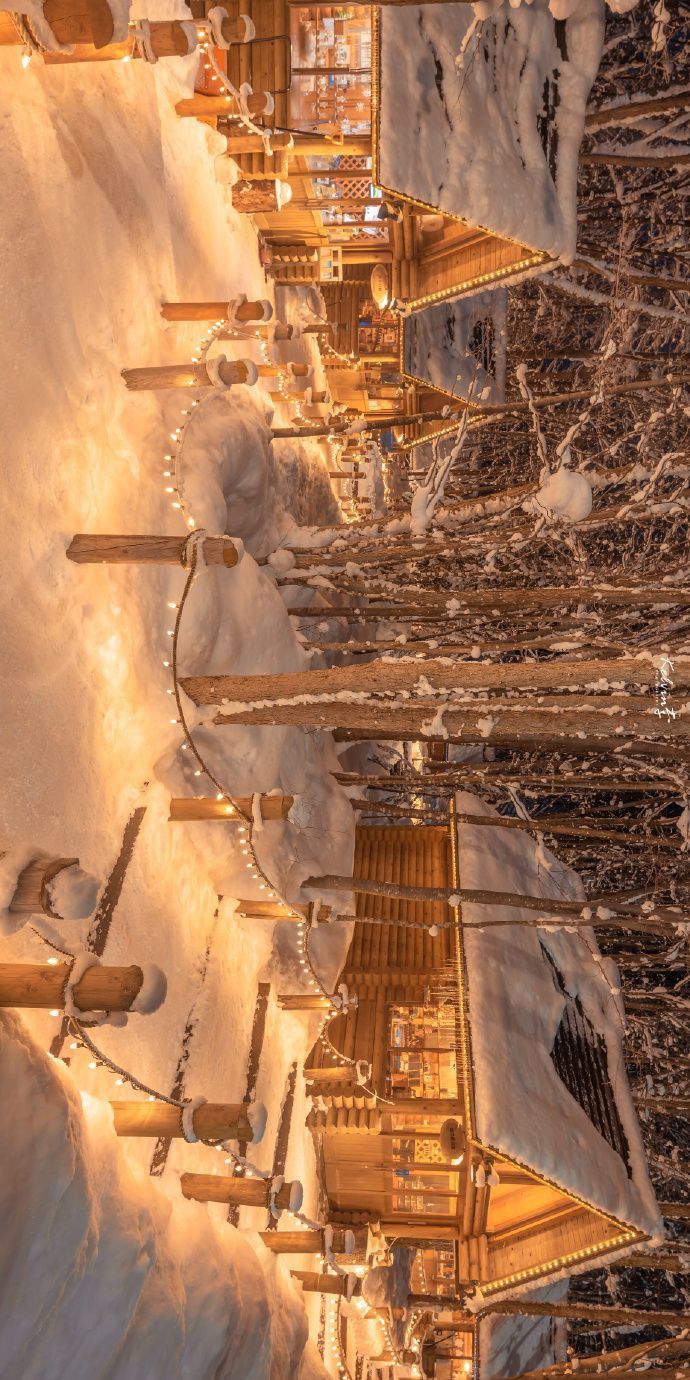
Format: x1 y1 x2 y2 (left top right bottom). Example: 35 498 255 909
388 1003 458 1100
289 5 372 133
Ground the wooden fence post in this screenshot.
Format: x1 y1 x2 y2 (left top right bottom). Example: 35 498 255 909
0 962 163 1012
181 1172 302 1211
175 92 273 118
291 1270 359 1298
278 995 335 1011
67 535 240 567
160 298 272 323
8 855 79 918
168 795 293 822
111 1099 266 1142
38 19 198 62
121 359 255 391
259 1226 364 1254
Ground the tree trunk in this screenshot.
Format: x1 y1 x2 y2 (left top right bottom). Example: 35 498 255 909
309 875 681 931
180 656 690 704
585 90 690 128
483 1300 690 1326
580 150 690 169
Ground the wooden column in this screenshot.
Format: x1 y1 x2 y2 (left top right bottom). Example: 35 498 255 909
67 535 239 567
378 1220 457 1242
122 360 252 391
0 962 145 1011
181 1172 300 1209
224 131 294 155
233 180 286 213
111 1100 263 1141
169 795 293 822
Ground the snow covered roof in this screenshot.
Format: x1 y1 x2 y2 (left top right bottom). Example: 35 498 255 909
455 792 662 1242
477 1281 568 1380
375 0 604 261
402 291 507 403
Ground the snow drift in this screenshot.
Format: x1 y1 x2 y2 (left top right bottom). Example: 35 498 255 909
0 1009 326 1380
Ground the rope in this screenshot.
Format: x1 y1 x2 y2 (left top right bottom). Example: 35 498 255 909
202 42 274 154
10 10 44 50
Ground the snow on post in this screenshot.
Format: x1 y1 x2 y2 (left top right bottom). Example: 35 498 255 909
1 852 99 934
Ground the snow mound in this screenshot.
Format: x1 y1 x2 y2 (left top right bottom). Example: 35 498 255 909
46 863 100 921
533 466 593 520
0 1010 326 1380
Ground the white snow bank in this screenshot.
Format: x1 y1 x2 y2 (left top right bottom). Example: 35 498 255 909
379 0 604 260
0 1009 327 1380
457 791 662 1239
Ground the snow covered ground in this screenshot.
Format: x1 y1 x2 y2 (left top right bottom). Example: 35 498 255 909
0 34 355 1379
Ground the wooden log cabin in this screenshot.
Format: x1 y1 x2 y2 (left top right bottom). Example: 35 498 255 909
305 796 662 1310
